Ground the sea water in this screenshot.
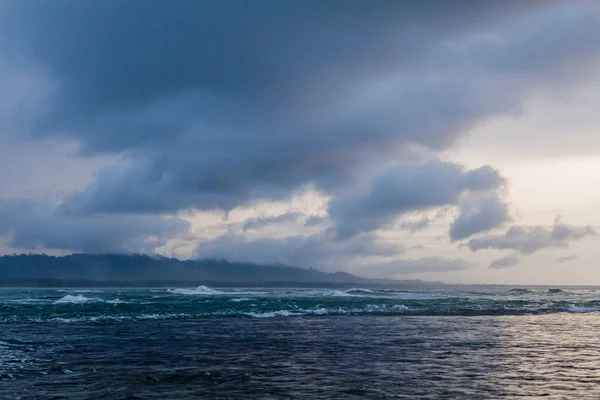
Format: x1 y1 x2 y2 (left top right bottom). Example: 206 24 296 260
1 286 599 398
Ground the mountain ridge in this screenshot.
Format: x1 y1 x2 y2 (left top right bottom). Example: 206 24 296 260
0 253 439 288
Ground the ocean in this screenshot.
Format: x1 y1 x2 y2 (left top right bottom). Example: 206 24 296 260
1 286 599 399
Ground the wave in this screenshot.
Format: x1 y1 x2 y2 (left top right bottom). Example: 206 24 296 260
344 288 375 294
506 288 534 295
54 294 103 304
53 294 127 305
3 303 600 323
239 304 409 318
167 285 263 296
4 298 50 305
300 289 358 297
105 298 127 304
548 288 566 294
230 298 251 302
168 285 224 295
565 304 600 313
244 310 301 318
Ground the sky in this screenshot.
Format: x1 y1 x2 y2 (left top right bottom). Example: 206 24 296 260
0 0 599 284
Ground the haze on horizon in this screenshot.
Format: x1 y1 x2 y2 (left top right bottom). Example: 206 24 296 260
1 0 599 285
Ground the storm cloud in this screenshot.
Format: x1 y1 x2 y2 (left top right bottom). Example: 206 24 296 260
328 161 505 239
0 199 190 254
468 222 596 255
450 194 511 242
0 1 599 276
196 232 405 271
242 212 304 232
399 217 431 233
2 1 599 217
489 254 519 269
368 257 477 276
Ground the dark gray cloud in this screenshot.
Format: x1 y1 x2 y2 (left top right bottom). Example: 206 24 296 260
450 194 511 241
555 255 578 264
0 1 599 261
196 232 404 270
304 215 330 227
328 160 505 238
242 212 304 232
5 1 546 128
368 257 476 275
399 217 431 233
468 222 596 255
196 228 474 276
489 254 519 269
1 1 597 218
0 199 190 254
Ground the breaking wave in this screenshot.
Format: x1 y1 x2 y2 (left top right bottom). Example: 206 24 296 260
301 289 357 297
53 294 126 305
167 286 263 296
230 298 251 302
168 285 224 295
345 288 375 294
1 287 598 323
565 305 600 313
54 294 103 304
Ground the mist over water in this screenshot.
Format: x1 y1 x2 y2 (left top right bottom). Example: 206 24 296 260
1 286 600 398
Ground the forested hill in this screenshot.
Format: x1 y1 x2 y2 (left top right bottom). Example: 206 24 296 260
0 253 434 287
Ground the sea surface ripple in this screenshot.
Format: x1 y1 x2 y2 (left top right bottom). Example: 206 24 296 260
1 286 599 399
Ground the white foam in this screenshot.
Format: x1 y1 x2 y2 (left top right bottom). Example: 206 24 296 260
168 285 224 295
106 298 127 304
168 286 264 296
242 304 410 318
53 294 126 304
244 310 299 318
230 298 251 302
307 307 329 315
345 288 374 294
301 289 357 297
54 294 102 304
565 305 600 313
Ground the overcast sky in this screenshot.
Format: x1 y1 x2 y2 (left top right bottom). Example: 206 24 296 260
1 0 599 284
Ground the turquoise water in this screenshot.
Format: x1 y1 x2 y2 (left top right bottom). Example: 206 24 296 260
1 286 599 322
1 286 600 399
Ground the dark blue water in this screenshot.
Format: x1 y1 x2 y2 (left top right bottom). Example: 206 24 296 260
1 287 599 399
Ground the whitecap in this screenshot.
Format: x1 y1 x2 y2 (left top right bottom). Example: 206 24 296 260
168 286 264 296
106 298 127 304
168 285 224 295
364 304 409 313
54 294 102 304
345 288 375 294
244 310 300 318
565 305 600 313
300 289 357 297
230 298 251 302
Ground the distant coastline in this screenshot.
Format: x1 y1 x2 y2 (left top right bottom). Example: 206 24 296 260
0 253 439 288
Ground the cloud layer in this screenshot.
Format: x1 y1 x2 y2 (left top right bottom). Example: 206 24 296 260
0 200 189 254
329 161 505 239
489 254 520 269
468 222 596 255
196 232 405 271
0 1 598 277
